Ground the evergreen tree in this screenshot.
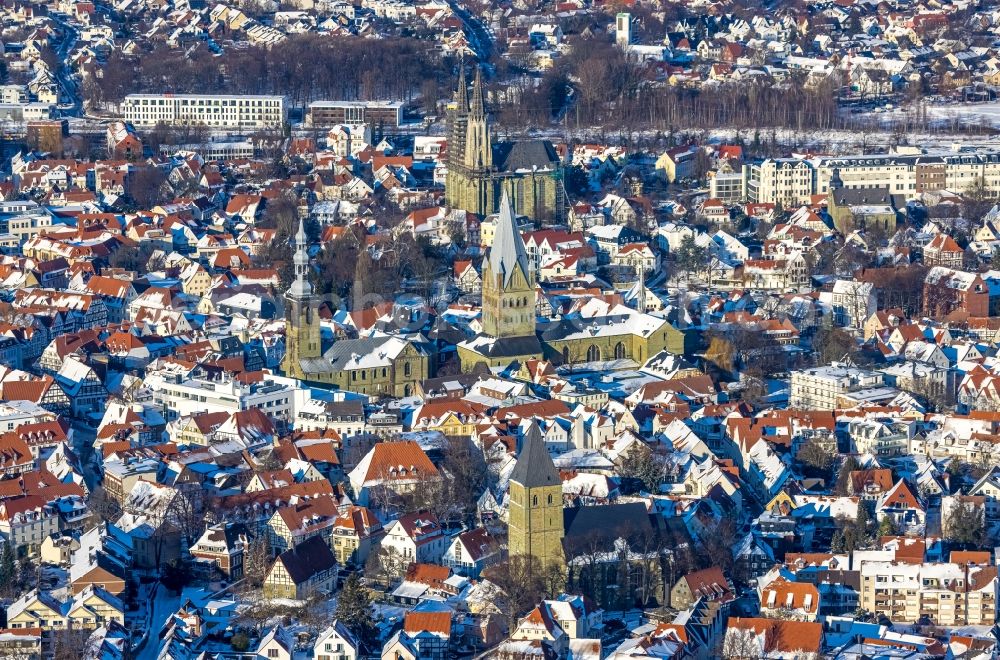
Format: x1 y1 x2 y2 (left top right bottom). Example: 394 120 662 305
0 542 14 590
878 516 898 538
673 235 709 283
830 529 845 553
834 456 860 496
944 501 986 549
335 573 378 649
856 501 871 532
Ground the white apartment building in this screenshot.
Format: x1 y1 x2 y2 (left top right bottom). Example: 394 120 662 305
815 155 916 197
747 159 816 206
122 94 287 129
790 363 884 410
144 370 309 425
859 560 998 626
295 397 367 438
847 418 914 457
709 168 746 202
745 149 1000 205
0 84 27 104
6 211 53 244
741 253 809 291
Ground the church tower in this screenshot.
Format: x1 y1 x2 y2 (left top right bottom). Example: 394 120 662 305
282 218 321 380
463 68 492 172
463 68 494 216
508 423 564 568
481 191 534 338
447 63 469 176
457 190 543 371
446 66 498 216
445 64 563 221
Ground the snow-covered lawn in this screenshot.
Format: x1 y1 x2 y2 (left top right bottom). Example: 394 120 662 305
925 101 1000 127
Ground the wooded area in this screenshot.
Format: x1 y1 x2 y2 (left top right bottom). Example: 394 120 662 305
491 36 845 132
84 34 447 108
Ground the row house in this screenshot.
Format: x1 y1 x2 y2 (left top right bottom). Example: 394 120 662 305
6 586 124 632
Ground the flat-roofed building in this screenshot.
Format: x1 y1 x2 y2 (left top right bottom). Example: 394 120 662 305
308 100 404 129
122 94 286 129
790 363 884 410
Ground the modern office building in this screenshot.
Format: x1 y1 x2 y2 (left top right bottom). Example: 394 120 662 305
308 100 404 129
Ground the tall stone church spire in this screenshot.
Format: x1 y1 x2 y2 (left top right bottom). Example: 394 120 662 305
463 67 492 172
456 189 544 370
481 191 534 338
488 191 531 289
453 59 469 114
469 66 486 118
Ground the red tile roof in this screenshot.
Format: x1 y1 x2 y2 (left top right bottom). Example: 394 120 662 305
404 611 452 637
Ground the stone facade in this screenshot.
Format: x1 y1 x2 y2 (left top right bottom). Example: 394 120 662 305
444 67 563 222
282 220 429 396
507 426 565 568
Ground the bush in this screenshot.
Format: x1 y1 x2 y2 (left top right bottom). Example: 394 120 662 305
231 632 250 652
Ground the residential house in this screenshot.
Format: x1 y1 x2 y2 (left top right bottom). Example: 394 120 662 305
442 527 502 578
670 567 735 611
380 511 447 565
263 535 338 600
314 621 360 660
331 505 383 567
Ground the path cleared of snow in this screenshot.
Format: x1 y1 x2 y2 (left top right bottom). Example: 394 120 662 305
135 583 181 660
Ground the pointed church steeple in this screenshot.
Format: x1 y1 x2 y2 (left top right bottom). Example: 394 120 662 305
488 191 531 288
625 268 649 312
283 217 321 378
463 66 492 173
480 191 536 340
508 420 564 567
454 59 469 114
470 66 486 118
511 422 560 488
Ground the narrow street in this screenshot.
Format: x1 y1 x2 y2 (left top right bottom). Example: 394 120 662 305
70 420 99 492
134 583 180 660
47 12 82 116
446 0 493 62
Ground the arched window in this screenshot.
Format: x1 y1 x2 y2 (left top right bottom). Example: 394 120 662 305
404 362 411 377
547 494 553 505
614 342 626 360
562 347 570 364
532 495 538 506
587 345 601 362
